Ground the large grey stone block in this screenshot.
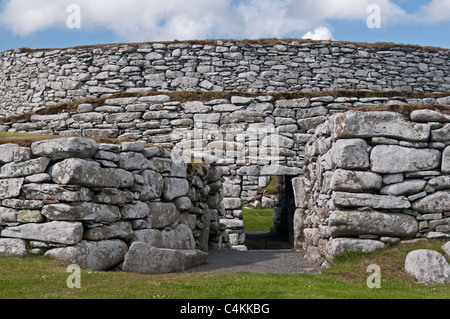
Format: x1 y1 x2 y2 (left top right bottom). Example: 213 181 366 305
45 240 128 271
0 178 24 199
329 210 418 238
405 249 450 285
42 202 121 222
1 221 83 245
371 145 441 173
31 137 98 159
329 139 370 170
412 191 450 213
332 111 430 142
51 158 134 188
330 169 382 193
332 192 411 209
122 242 208 274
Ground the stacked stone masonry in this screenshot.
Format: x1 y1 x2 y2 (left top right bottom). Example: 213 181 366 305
295 109 450 266
1 40 450 117
0 137 224 273
2 94 450 252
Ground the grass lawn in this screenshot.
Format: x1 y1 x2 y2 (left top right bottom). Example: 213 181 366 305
242 206 275 232
0 240 448 300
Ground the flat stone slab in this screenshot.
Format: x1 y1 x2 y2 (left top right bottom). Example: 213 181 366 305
371 145 441 173
31 137 98 160
1 221 83 245
329 210 418 238
412 191 450 213
45 240 128 271
332 191 411 209
325 238 385 259
332 111 430 142
122 242 208 274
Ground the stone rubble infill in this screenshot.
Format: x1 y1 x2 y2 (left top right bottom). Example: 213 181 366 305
295 110 450 271
0 137 223 274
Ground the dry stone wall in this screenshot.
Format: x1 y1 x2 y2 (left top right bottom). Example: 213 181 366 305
1 40 450 117
3 93 450 249
296 109 450 266
0 137 223 273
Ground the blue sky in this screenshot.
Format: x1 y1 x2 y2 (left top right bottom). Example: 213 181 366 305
0 0 449 52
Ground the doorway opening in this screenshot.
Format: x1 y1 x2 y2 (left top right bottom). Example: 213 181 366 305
243 176 296 250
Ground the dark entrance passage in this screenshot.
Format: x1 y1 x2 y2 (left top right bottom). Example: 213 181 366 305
244 176 296 250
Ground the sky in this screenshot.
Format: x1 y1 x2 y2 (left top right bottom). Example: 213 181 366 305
0 0 449 52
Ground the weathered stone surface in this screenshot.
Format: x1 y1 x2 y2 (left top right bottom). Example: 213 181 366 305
147 202 179 229
330 169 382 193
0 238 27 257
405 249 450 285
332 111 430 142
0 207 17 222
431 124 450 142
138 170 164 200
219 219 244 229
16 210 43 223
329 139 370 169
427 176 450 190
292 177 309 209
325 238 385 259
0 157 50 178
131 224 195 250
42 202 121 222
118 152 153 170
51 159 134 188
162 177 189 201
222 198 242 210
0 178 24 199
370 145 441 173
412 191 450 213
101 221 133 240
122 242 208 274
0 144 20 164
380 179 427 196
31 137 98 159
1 221 83 245
332 192 411 209
92 188 134 204
121 201 149 220
442 146 450 174
162 224 196 250
329 210 418 238
411 109 450 122
442 241 450 258
45 240 128 271
22 184 93 201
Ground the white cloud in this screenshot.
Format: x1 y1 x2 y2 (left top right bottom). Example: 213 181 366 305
0 0 438 42
414 0 450 23
302 26 334 41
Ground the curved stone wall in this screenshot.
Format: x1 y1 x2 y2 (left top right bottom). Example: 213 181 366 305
296 109 450 265
1 40 450 117
0 137 223 273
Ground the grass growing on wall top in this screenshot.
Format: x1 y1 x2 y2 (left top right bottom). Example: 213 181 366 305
1 90 450 125
0 239 448 299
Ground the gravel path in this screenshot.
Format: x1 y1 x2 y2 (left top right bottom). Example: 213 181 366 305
186 249 322 275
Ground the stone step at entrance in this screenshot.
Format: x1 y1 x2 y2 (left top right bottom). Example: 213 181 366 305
244 231 293 250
